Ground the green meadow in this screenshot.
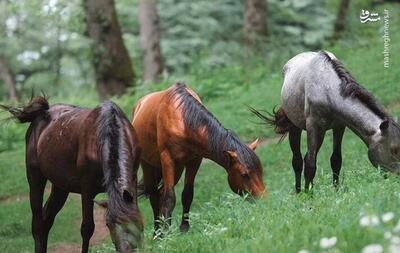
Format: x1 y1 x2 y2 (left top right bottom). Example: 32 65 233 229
1 2 400 253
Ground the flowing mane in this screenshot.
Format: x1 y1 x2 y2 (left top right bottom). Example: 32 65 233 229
168 83 261 169
96 101 139 223
320 51 389 120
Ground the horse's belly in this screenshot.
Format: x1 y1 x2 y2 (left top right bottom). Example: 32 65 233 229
281 82 306 129
140 144 162 168
133 120 162 167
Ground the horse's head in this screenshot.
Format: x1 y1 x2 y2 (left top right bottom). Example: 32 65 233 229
368 119 400 174
224 139 266 198
95 191 143 253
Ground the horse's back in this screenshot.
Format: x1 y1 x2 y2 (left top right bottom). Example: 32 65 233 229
132 84 198 167
132 90 168 166
281 51 341 129
34 105 98 192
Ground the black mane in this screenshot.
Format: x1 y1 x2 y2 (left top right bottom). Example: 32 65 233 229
96 101 139 223
168 83 261 170
320 51 389 120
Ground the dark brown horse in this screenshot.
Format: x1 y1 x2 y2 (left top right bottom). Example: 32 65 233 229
1 97 142 253
132 83 265 234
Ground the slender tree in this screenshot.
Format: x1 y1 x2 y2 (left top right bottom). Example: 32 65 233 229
332 0 350 43
0 55 19 102
244 0 268 45
138 0 164 83
83 0 134 99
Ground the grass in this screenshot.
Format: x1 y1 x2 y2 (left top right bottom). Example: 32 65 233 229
1 2 400 253
0 194 82 252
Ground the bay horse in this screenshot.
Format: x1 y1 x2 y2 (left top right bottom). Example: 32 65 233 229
251 51 400 193
0 97 142 253
132 83 265 233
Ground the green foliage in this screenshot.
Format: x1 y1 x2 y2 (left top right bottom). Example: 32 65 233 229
0 0 93 100
268 0 334 51
0 0 372 100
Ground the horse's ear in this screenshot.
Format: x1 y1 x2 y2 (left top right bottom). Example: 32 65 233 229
94 199 108 209
223 150 238 160
380 119 389 133
248 139 259 151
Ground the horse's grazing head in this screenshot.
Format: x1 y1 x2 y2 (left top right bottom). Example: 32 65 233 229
95 192 143 253
368 119 400 174
224 139 266 198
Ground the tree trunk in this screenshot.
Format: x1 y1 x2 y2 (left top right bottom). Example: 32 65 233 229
84 0 134 99
0 56 20 102
332 0 350 43
138 0 164 83
244 0 268 45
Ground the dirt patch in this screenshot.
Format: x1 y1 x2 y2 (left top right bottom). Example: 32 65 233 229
90 207 109 245
258 136 281 146
50 206 108 253
49 243 82 253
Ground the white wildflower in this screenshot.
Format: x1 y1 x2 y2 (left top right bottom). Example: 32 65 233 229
360 214 380 227
385 231 393 239
390 236 400 245
389 244 400 253
320 236 337 249
298 250 310 253
382 212 395 223
361 244 383 253
389 236 400 253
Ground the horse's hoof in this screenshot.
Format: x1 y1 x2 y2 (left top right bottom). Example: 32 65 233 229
179 223 190 232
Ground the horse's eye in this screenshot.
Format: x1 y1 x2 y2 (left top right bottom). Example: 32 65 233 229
241 173 250 180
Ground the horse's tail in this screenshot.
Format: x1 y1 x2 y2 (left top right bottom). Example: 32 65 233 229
0 96 49 123
96 101 142 228
249 106 294 140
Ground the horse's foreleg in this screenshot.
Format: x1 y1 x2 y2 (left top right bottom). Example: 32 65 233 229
180 158 202 232
141 161 162 233
331 126 345 187
289 127 303 193
159 150 181 228
27 167 47 253
80 193 95 253
42 184 69 249
304 124 325 192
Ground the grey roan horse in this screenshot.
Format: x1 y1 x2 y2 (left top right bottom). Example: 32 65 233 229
251 51 400 193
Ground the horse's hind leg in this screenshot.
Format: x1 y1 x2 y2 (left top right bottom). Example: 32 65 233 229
180 157 202 232
27 166 47 253
304 123 326 192
289 127 303 193
331 126 345 187
81 193 95 253
41 184 69 249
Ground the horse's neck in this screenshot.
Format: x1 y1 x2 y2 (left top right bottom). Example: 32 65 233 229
336 98 382 146
193 128 230 169
206 149 229 169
